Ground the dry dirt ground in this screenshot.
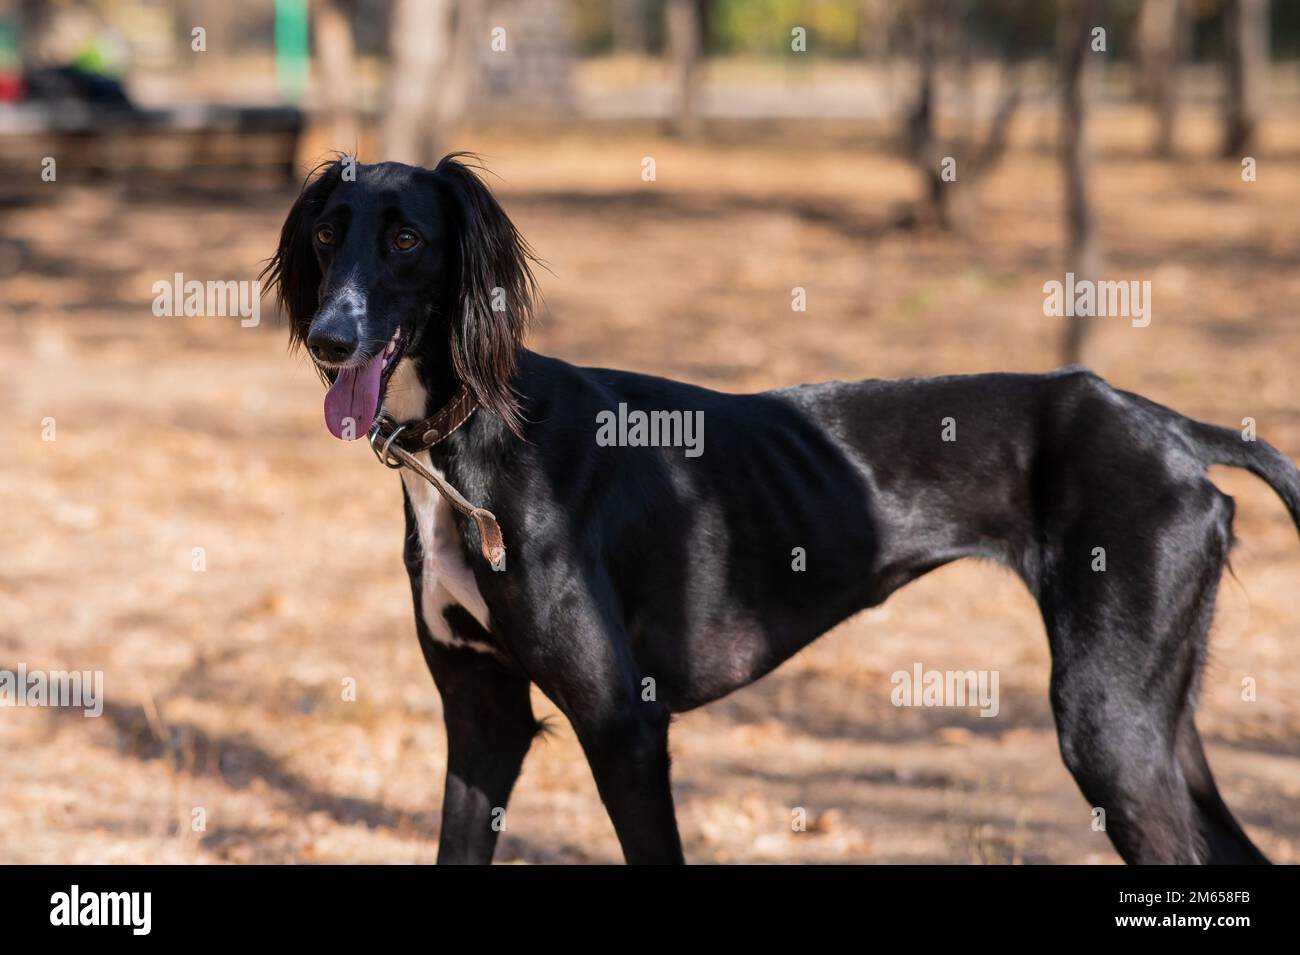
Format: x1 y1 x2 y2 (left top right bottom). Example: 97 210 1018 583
1 112 1298 864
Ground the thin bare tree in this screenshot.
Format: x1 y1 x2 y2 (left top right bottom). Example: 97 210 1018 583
859 0 895 60
427 0 482 152
1136 0 1184 157
1060 0 1104 367
313 0 358 152
612 0 651 54
904 0 946 223
665 0 703 138
902 0 1035 229
382 0 457 165
16 0 56 62
1222 0 1269 157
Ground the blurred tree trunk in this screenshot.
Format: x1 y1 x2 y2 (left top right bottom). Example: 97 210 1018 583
903 0 1030 230
1222 0 1268 157
612 0 650 53
425 0 481 157
17 0 54 62
382 0 455 164
665 0 703 138
1137 0 1182 157
858 0 893 60
314 0 358 152
1060 0 1104 367
904 0 948 225
860 0 903 109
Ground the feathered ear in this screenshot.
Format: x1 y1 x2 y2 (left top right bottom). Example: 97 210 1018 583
261 159 345 348
433 153 538 438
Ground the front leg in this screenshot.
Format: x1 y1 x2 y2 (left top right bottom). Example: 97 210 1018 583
515 581 685 864
417 629 539 865
572 698 684 864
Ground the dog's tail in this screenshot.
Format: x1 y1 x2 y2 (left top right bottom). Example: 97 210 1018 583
1185 419 1300 538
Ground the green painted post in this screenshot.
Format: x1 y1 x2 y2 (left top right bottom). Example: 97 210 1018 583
275 0 310 104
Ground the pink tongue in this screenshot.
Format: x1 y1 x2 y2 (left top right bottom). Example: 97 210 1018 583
323 351 385 440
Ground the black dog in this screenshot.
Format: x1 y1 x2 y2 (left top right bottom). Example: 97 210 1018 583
266 155 1298 864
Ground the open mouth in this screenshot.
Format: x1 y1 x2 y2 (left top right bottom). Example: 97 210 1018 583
321 329 406 440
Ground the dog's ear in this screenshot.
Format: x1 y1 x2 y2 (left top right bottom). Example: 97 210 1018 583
262 159 345 349
433 153 538 438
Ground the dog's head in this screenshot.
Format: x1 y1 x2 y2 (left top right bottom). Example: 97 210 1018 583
263 154 537 440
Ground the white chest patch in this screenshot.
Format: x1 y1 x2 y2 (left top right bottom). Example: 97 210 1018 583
386 359 495 655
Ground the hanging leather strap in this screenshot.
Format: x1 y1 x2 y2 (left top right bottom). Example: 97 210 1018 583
367 390 505 565
382 442 505 565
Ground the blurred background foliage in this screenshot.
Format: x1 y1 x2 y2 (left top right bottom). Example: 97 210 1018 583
582 0 1300 58
7 1 1300 65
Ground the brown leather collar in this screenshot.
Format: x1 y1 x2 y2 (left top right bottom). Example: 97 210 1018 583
370 384 478 455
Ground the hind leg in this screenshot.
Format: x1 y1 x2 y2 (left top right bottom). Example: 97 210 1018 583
1047 643 1203 863
1040 485 1244 864
1166 494 1268 863
1176 712 1270 864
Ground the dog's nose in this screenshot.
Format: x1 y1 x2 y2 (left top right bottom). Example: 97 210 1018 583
306 328 357 364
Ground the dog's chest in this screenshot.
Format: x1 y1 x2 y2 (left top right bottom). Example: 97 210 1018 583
387 358 493 653
401 459 494 652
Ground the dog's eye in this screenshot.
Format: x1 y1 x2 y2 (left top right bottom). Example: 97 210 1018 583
315 225 335 246
394 229 420 252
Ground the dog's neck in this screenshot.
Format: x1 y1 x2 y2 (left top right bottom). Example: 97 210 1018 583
383 339 520 452
383 352 459 425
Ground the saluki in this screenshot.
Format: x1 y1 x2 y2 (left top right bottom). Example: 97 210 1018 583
265 155 1297 864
